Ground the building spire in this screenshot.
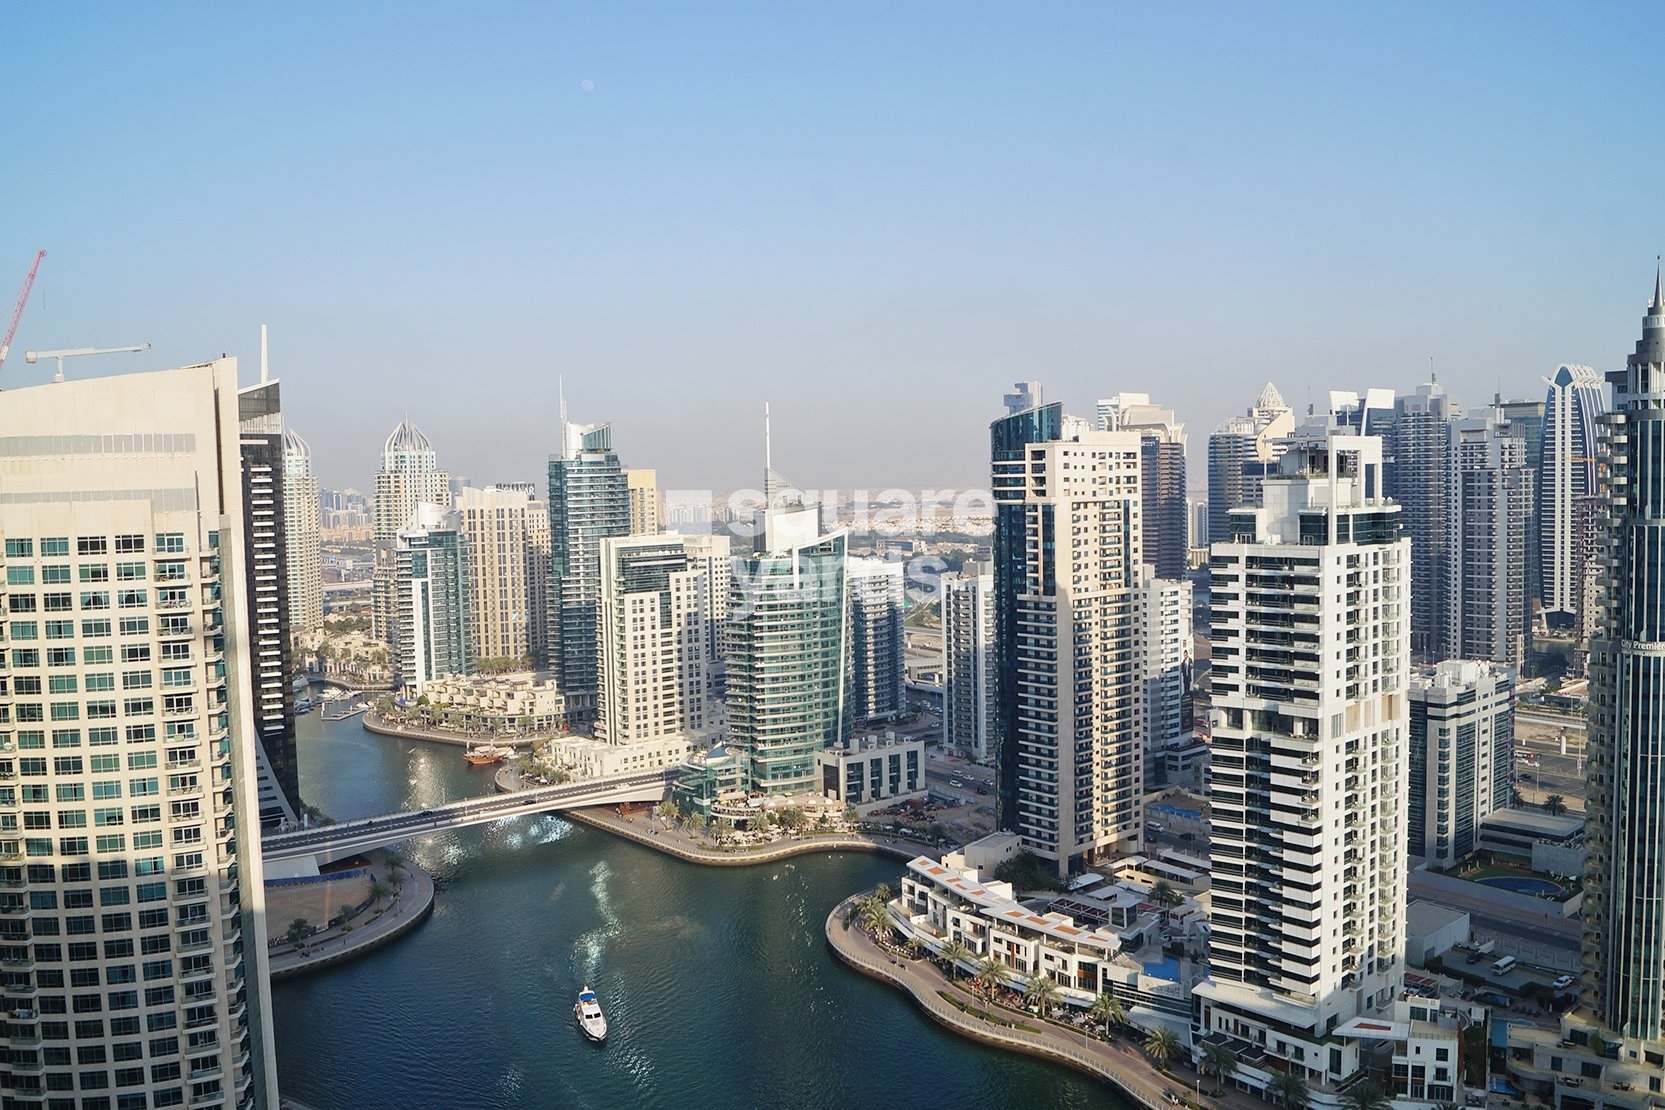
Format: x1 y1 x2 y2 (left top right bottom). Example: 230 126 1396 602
1654 256 1662 311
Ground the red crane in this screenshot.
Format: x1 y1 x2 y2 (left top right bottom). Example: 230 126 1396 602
0 250 46 375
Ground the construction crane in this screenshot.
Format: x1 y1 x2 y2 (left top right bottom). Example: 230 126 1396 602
0 250 46 374
24 343 150 384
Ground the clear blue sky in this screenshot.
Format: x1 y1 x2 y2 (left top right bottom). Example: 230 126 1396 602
3 3 1660 494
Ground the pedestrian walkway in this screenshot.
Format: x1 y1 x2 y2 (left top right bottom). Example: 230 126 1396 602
825 895 1266 1110
265 850 435 979
561 804 923 866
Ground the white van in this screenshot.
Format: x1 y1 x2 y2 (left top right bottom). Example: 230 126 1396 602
1491 955 1517 975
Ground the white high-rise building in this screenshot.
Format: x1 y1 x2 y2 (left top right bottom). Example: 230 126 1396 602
455 486 541 665
990 402 1144 876
0 360 280 1107
1198 426 1409 1106
1539 363 1606 631
1445 414 1533 671
281 427 323 635
1135 566 1193 792
596 533 730 747
941 570 996 761
1407 660 1513 868
845 557 906 723
390 504 471 695
1206 381 1294 544
372 419 450 646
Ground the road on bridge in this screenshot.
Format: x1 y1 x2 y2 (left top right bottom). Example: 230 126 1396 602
260 768 674 861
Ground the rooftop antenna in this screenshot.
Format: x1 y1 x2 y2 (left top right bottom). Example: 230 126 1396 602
764 401 772 474
559 375 569 459
260 324 269 384
1430 356 1435 385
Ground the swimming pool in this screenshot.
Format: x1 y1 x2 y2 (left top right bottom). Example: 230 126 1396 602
1142 956 1181 981
1149 804 1201 821
1479 875 1564 897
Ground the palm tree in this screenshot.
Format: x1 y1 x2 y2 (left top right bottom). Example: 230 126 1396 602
285 917 311 947
940 939 974 982
1343 1081 1392 1110
1432 1102 1460 1110
865 891 892 938
654 800 677 822
1149 879 1182 907
973 956 1007 1015
1089 991 1125 1038
1544 793 1568 816
1022 973 1062 1017
1199 1041 1238 1095
1143 1027 1181 1066
874 881 893 904
1266 1070 1311 1110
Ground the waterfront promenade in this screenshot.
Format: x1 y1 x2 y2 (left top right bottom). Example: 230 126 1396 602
265 850 435 979
825 898 1265 1110
825 897 1247 1110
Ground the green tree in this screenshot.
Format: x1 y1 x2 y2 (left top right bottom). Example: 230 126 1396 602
779 805 807 831
285 917 312 947
973 956 1008 1016
940 939 974 982
1511 785 1526 807
1266 1070 1311 1110
1200 1041 1238 1095
713 817 734 842
1149 879 1183 907
926 822 946 846
1544 794 1568 816
1089 991 1125 1038
856 893 891 936
686 810 708 836
1343 1081 1392 1110
654 800 677 822
1143 1027 1181 1067
1022 973 1062 1017
367 877 390 905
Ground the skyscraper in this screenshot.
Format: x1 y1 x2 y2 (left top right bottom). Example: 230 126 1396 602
990 399 1144 875
547 421 631 722
0 359 280 1107
845 557 905 722
1407 660 1513 868
389 504 472 695
625 468 661 535
1135 566 1193 793
280 426 323 636
1206 382 1293 544
372 418 450 646
596 533 730 747
1198 425 1408 1101
455 486 541 666
1445 413 1534 672
725 472 848 795
1583 273 1665 1048
237 383 300 826
1387 382 1459 659
1098 393 1188 579
941 569 996 761
1540 364 1607 632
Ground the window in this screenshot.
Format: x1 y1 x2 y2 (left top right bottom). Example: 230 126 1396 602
154 534 185 553
121 671 151 690
52 729 81 749
125 725 155 744
160 668 191 689
9 620 36 640
48 703 79 721
12 649 39 667
88 728 117 746
79 591 110 610
43 620 73 638
52 757 83 775
95 836 126 854
122 699 153 717
93 809 122 827
41 538 67 557
5 539 33 557
47 676 78 694
119 645 151 663
85 674 114 693
126 752 157 770
46 647 74 667
82 618 111 637
77 537 107 555
117 617 148 636
128 778 158 798
8 594 36 613
41 566 70 585
42 592 72 611
85 701 117 719
116 590 147 609
6 566 34 586
114 535 144 554
79 564 110 583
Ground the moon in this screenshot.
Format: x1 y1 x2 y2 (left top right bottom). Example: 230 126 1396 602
580 79 595 93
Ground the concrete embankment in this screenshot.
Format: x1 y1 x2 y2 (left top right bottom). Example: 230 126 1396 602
825 898 1180 1108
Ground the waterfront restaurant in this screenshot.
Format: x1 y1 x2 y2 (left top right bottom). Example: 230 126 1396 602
895 839 1190 1032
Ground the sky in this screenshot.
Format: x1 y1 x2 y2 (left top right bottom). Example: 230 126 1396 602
3 3 1662 496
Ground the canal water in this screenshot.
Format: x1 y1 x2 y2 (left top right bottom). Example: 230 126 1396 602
270 711 1128 1109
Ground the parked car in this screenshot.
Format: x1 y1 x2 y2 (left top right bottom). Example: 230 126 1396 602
1553 974 1575 990
1465 951 1485 965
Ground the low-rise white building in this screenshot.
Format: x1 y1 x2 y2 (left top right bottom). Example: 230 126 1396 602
413 671 565 732
816 732 926 808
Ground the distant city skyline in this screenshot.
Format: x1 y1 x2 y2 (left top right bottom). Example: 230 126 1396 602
7 5 1663 493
